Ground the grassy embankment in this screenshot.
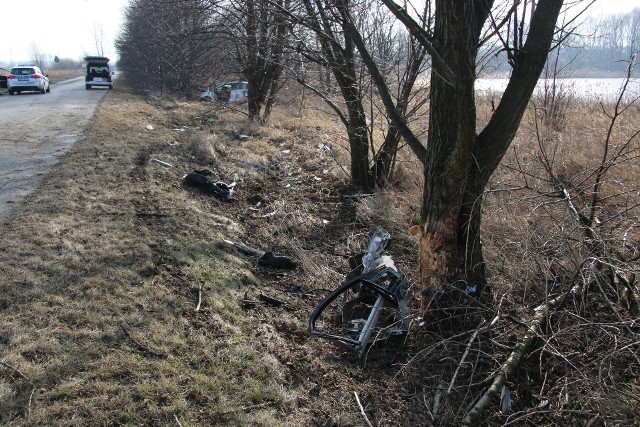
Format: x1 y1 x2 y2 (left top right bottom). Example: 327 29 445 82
0 82 638 426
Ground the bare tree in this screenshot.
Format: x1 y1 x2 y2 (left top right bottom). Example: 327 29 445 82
116 0 224 93
354 0 574 299
225 0 292 123
291 0 429 188
29 43 47 68
91 22 106 57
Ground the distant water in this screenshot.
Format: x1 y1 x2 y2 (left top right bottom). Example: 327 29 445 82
475 77 640 101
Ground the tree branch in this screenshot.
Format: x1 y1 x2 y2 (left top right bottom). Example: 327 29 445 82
462 286 574 425
347 20 427 164
379 0 456 87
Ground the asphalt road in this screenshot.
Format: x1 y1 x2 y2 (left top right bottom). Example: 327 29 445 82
0 77 110 222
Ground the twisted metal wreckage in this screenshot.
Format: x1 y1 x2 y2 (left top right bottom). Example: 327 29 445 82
309 227 413 360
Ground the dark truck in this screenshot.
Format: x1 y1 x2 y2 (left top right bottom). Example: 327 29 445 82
84 56 113 90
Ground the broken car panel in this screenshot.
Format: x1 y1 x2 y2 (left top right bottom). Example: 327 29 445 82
309 226 412 360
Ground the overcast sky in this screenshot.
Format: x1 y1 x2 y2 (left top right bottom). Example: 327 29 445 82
0 0 129 65
1 0 639 66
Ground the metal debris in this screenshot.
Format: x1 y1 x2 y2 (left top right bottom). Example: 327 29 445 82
149 158 173 168
223 239 297 270
309 226 412 360
182 170 236 200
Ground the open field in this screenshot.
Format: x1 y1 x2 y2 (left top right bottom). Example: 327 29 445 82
0 84 638 426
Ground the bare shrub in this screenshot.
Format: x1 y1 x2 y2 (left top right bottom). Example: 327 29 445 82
475 69 640 424
534 78 575 131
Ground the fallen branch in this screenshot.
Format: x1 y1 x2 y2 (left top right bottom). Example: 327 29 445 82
353 392 374 427
424 382 446 426
195 282 203 312
448 313 500 394
462 288 573 425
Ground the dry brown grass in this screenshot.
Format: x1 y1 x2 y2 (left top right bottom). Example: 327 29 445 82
0 83 638 426
45 69 84 83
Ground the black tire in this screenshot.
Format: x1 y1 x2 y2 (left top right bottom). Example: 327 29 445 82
46 86 50 93
8 89 14 95
108 85 113 90
40 88 46 94
86 85 91 90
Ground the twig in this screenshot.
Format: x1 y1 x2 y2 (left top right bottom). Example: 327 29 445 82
0 360 29 381
195 282 203 312
177 276 203 312
448 314 501 394
26 387 35 420
174 414 183 427
447 322 484 394
431 382 445 422
353 391 374 427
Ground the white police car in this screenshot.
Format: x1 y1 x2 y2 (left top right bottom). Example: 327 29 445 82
7 65 50 95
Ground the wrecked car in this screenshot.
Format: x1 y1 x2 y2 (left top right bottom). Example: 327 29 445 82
204 81 248 103
309 227 412 361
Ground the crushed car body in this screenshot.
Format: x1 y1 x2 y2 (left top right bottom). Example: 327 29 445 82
201 81 248 103
309 226 412 360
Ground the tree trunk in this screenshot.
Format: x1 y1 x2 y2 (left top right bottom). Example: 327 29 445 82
344 87 371 188
372 39 426 187
418 0 478 299
373 127 400 186
247 75 262 120
417 0 563 300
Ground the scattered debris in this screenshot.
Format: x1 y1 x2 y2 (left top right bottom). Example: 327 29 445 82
232 130 250 141
224 239 297 270
182 170 235 200
200 90 214 101
317 143 331 154
500 386 512 414
258 251 297 270
146 124 154 130
309 226 412 360
242 292 295 311
149 158 173 168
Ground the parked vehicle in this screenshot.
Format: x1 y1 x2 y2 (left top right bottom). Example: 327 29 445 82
7 65 50 95
0 67 8 89
84 56 114 90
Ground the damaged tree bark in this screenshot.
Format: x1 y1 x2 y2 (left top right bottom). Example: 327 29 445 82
371 0 564 300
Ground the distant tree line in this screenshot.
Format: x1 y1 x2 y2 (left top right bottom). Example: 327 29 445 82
573 7 640 73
